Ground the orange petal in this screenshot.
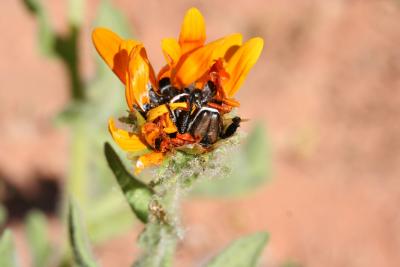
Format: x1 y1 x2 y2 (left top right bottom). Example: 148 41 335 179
126 45 156 110
222 98 241 107
135 152 164 174
114 40 140 83
161 38 181 67
179 8 206 54
92 28 121 70
174 33 242 86
141 122 161 148
157 64 172 82
223 37 264 97
108 118 148 152
92 28 139 84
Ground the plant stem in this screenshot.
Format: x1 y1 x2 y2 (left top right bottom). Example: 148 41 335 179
66 122 89 207
134 177 183 267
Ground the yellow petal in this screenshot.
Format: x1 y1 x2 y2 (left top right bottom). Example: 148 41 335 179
147 104 169 122
108 118 148 152
136 152 164 173
161 38 181 67
146 102 188 122
175 33 242 86
92 28 140 84
179 8 206 54
163 114 178 134
213 34 243 60
223 37 264 97
170 102 188 109
126 45 156 110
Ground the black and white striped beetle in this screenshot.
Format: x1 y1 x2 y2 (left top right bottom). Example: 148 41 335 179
143 77 241 146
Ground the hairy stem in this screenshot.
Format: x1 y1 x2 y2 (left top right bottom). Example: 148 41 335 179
134 178 183 267
66 122 89 207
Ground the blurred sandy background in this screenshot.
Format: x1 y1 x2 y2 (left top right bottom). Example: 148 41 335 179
1 0 400 266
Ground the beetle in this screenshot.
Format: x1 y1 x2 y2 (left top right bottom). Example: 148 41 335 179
187 106 241 145
143 77 241 148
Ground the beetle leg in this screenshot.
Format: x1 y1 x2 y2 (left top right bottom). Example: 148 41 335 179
221 116 241 139
201 81 217 105
207 102 233 113
176 89 201 133
177 109 192 133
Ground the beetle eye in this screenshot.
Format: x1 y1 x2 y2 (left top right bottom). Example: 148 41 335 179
159 77 172 95
142 103 151 113
193 89 202 98
158 77 171 88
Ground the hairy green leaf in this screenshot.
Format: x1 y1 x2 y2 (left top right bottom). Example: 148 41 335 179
205 232 269 267
87 192 134 243
68 202 98 267
25 211 51 267
0 230 19 267
104 142 153 223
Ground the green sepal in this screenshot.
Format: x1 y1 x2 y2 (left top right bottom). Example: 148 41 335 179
104 142 153 223
205 232 269 267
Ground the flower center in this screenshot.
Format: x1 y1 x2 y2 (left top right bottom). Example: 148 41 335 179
140 77 240 152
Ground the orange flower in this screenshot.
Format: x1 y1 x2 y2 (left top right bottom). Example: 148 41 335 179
92 7 263 172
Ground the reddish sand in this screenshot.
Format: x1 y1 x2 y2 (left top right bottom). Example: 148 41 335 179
1 0 400 266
